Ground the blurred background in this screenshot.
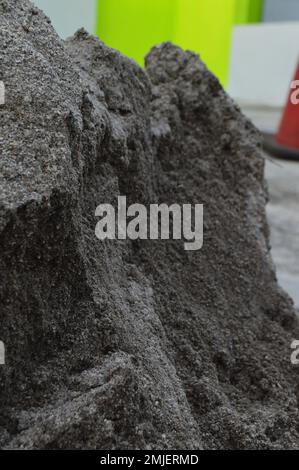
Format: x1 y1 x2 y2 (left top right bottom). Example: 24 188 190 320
33 0 299 119
33 0 299 308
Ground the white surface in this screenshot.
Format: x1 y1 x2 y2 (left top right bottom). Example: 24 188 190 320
228 23 299 108
33 0 97 39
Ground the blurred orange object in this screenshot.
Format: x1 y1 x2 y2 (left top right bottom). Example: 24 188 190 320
264 62 299 160
276 63 299 151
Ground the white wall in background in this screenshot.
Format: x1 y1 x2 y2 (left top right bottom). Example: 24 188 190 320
33 0 97 39
228 22 299 108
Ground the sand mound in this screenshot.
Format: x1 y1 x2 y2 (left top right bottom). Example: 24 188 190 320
0 0 299 449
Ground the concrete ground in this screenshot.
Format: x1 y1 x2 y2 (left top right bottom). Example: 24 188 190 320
242 104 299 309
241 105 299 309
265 158 299 309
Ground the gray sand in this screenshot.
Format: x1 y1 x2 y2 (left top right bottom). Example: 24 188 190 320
0 0 299 449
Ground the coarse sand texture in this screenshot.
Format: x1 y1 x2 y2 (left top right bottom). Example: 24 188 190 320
0 0 299 450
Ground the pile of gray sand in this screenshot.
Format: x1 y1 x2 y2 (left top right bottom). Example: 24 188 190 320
0 0 299 450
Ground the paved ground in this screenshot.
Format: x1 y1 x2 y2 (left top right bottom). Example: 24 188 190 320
241 104 299 309
265 158 299 309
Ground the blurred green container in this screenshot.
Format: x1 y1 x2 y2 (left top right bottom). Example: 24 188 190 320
96 0 263 86
97 0 176 66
